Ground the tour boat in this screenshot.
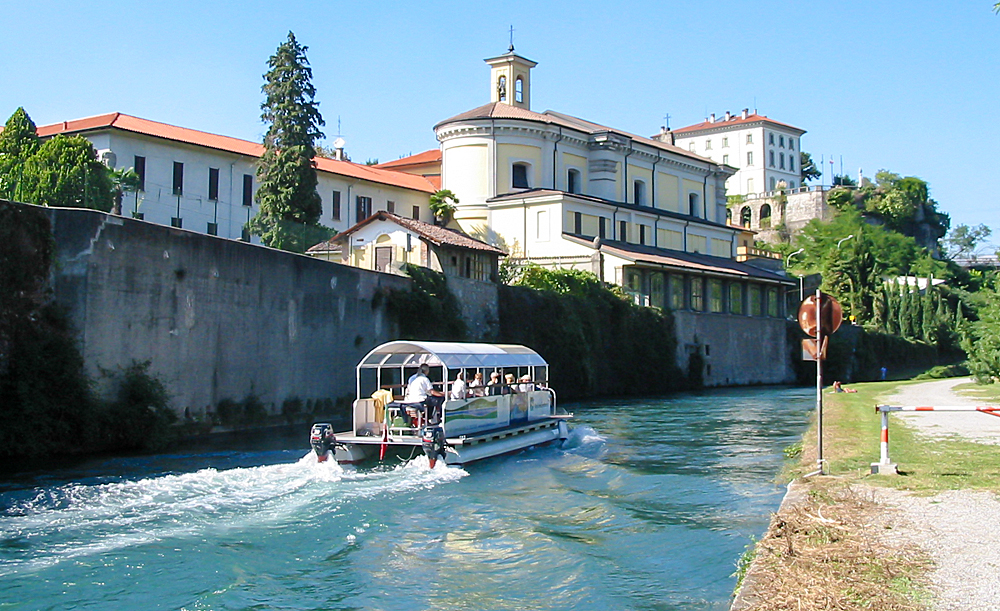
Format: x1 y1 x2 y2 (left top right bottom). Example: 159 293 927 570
309 341 572 467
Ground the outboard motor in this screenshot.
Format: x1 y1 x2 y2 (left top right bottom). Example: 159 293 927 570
310 423 336 462
420 425 447 468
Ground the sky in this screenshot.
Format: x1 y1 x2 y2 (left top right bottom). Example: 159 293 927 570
3 0 998 253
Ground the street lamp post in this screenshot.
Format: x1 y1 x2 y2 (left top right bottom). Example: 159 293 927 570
786 247 805 302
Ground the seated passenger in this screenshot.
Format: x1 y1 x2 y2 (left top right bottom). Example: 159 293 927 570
468 372 485 396
504 373 517 394
404 364 444 424
451 370 468 400
487 371 502 396
518 374 535 393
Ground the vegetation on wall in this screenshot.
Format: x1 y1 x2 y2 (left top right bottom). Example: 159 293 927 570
383 264 467 341
499 266 686 399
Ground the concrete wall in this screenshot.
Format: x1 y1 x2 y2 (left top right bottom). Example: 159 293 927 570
674 311 795 386
46 205 410 418
447 275 499 340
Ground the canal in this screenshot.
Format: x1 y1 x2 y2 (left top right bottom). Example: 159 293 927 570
0 386 812 610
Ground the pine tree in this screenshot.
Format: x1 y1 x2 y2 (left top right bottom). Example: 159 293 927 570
898 285 912 338
249 31 328 253
921 275 935 343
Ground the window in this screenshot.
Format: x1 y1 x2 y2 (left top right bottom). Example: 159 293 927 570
690 277 705 311
688 193 700 217
705 139 712 150
749 284 762 316
412 205 420 220
709 279 723 313
788 139 794 151
729 283 744 314
767 287 779 317
740 206 752 227
618 220 627 242
760 203 772 228
779 136 785 148
769 151 775 167
722 137 729 148
134 156 146 191
331 190 341 220
497 75 507 102
747 152 754 166
171 217 182 228
573 211 582 235
208 168 219 201
387 200 395 214
651 272 666 309
689 143 696 152
780 153 786 170
639 224 647 245
746 134 753 144
536 210 549 241
633 180 646 205
242 174 253 207
669 274 685 310
512 163 529 189
172 161 184 195
788 156 794 172
747 177 754 192
241 227 251 242
722 154 729 165
769 133 775 145
769 177 777 190
599 217 607 239
567 169 580 193
356 195 372 220
515 77 523 103
207 222 218 236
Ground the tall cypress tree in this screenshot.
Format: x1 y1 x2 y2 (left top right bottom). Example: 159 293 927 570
0 108 40 201
249 31 327 253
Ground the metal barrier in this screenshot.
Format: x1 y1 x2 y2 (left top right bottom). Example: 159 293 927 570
872 405 1000 474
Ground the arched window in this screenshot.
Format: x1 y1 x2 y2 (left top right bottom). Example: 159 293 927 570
497 75 507 102
740 206 752 228
688 193 700 217
726 208 733 224
567 169 580 194
512 162 530 189
515 77 523 103
769 177 777 190
760 204 772 228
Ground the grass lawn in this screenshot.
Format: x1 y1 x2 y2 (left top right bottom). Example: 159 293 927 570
785 377 1000 492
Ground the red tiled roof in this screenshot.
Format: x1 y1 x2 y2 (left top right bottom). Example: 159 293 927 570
672 113 805 135
35 113 437 194
308 210 506 255
374 149 442 169
435 103 716 165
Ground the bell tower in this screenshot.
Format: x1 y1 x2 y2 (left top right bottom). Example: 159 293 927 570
485 46 536 110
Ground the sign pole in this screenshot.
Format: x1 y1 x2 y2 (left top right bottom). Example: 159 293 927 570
815 287 824 475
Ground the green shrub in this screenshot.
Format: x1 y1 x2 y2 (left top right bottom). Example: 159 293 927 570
384 265 466 340
97 361 176 451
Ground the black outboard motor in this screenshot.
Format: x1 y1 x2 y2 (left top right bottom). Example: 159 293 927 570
420 425 446 468
310 423 337 462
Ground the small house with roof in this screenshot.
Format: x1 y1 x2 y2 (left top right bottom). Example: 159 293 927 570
307 211 506 282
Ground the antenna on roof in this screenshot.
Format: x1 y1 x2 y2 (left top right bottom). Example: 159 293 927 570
508 25 515 52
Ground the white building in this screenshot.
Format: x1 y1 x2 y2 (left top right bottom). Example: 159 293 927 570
667 111 806 197
36 113 437 242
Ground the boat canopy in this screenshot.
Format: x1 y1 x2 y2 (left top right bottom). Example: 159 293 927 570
359 341 548 370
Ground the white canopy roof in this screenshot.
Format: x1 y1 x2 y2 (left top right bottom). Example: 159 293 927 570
359 341 548 370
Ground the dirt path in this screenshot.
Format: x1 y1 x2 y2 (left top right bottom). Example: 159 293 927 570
882 377 1000 445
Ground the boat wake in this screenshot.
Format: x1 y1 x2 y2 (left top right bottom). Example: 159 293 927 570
561 425 606 452
0 453 466 576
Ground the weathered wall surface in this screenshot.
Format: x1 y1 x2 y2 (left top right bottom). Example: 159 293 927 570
674 311 795 386
47 206 409 418
448 275 499 340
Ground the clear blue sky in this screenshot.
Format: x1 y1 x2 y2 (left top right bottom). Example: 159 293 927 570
3 0 998 253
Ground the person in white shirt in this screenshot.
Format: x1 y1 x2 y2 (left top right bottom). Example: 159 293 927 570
450 370 468 400
468 371 485 397
404 364 444 424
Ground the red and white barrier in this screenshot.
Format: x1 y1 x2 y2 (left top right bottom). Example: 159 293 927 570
872 404 1000 474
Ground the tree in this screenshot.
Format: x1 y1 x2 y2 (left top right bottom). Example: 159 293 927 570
944 223 992 260
249 31 328 253
832 174 857 187
0 108 40 201
22 135 115 212
965 286 1000 383
109 167 140 216
800 152 821 183
429 189 459 222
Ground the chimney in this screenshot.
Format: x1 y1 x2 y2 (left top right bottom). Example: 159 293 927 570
741 108 748 120
725 111 731 121
709 113 716 123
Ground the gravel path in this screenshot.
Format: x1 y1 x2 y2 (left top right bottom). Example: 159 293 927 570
875 378 1000 610
882 377 1000 444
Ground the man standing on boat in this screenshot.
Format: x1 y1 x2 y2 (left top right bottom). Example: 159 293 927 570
405 364 445 424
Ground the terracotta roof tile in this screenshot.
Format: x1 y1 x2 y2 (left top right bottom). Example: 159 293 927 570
672 113 805 135
374 149 442 169
35 113 436 193
308 210 506 255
